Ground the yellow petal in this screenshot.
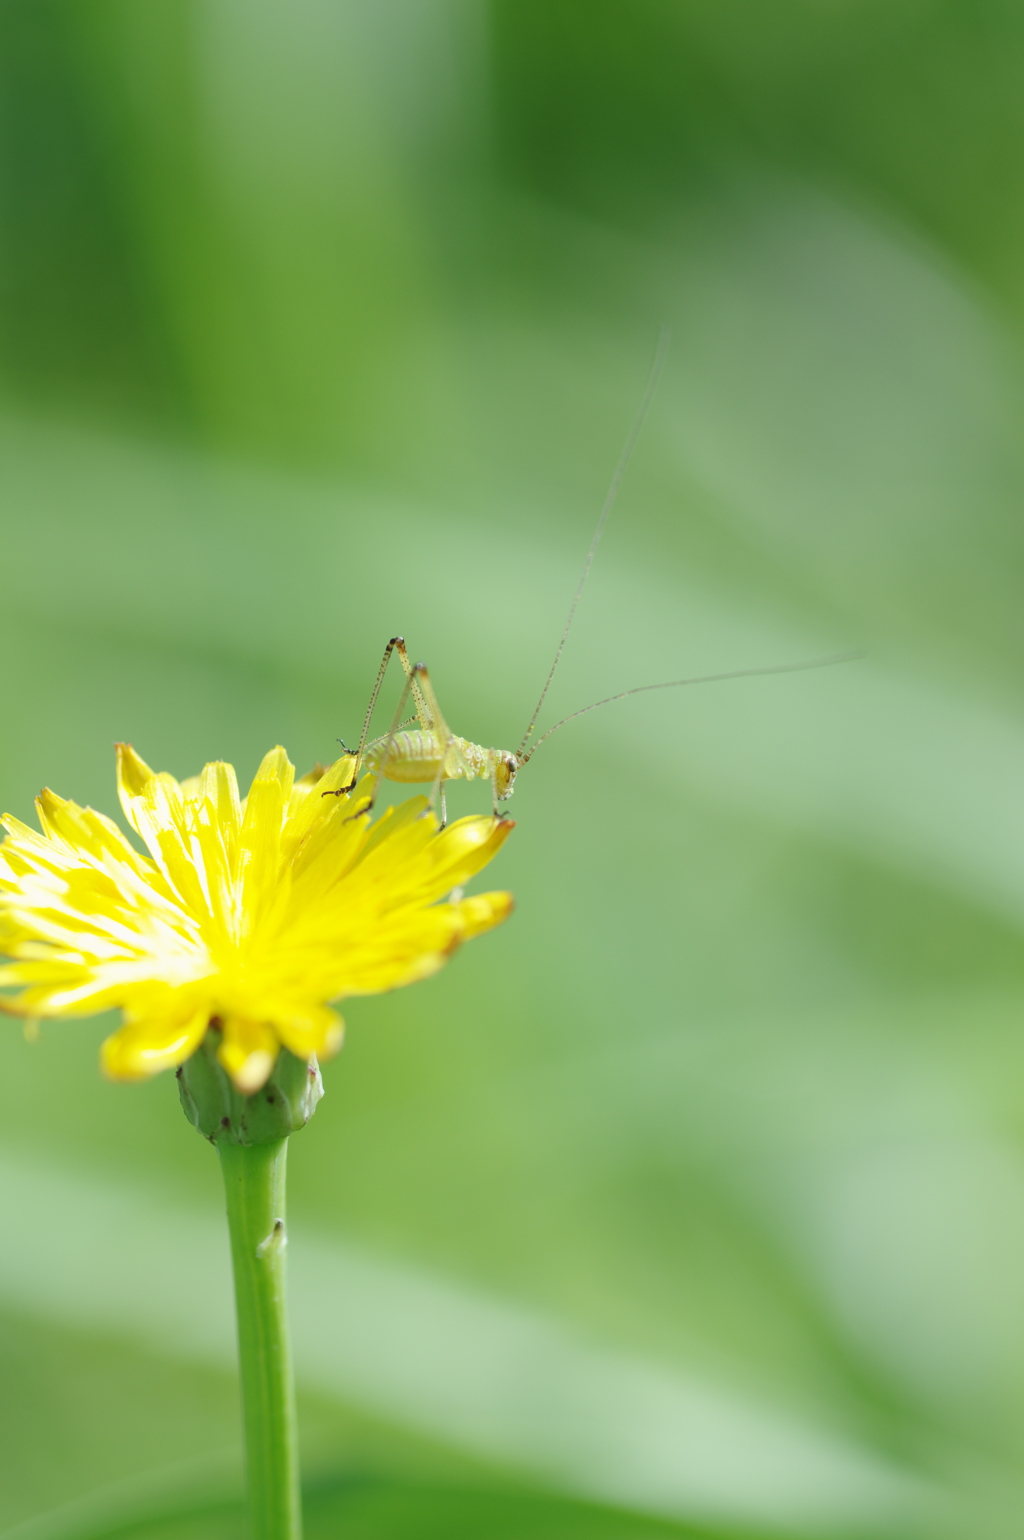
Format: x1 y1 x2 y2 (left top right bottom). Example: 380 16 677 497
247 746 295 805
429 815 515 887
288 794 371 899
35 791 140 867
1 814 82 874
102 1004 210 1081
282 757 354 854
322 905 466 995
236 749 295 936
115 750 211 917
218 1015 279 1093
363 815 514 913
357 796 434 865
454 890 514 940
273 1004 344 1062
116 743 157 811
199 761 242 833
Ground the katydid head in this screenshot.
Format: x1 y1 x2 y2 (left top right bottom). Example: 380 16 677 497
494 753 520 801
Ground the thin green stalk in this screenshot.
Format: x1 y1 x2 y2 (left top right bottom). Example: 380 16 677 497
219 1138 302 1540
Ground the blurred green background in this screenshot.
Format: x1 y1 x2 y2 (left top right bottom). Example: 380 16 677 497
3 3 1024 1537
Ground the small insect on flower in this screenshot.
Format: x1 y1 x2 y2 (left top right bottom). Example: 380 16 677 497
0 745 513 1091
328 331 857 825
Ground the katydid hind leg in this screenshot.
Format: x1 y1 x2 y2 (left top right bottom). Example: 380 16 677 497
394 639 441 738
402 653 453 747
360 664 427 816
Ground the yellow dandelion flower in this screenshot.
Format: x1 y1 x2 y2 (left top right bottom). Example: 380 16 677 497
0 744 513 1093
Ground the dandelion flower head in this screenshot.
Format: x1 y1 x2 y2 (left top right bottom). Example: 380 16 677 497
0 745 513 1092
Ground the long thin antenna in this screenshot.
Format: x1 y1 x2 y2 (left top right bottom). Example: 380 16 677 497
518 650 861 765
517 326 671 758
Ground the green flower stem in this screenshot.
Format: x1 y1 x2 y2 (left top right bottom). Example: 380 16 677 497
219 1138 302 1540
